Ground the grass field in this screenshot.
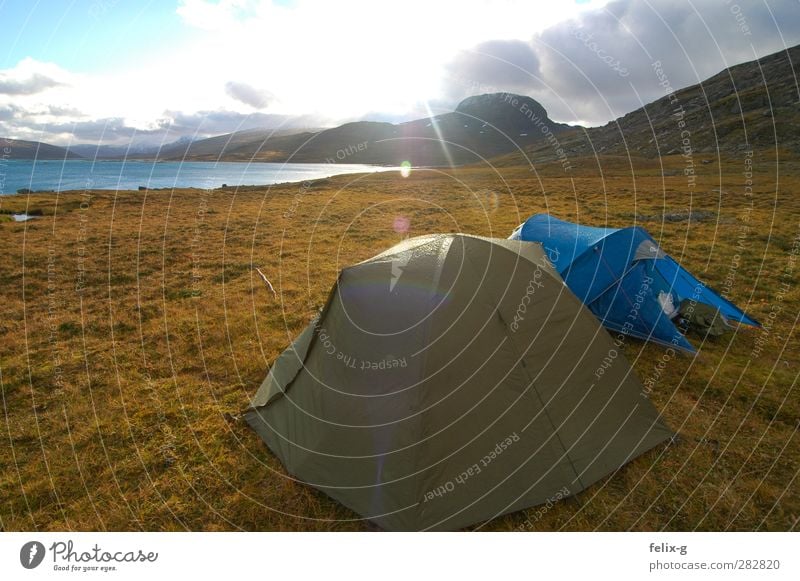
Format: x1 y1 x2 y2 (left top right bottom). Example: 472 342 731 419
1 154 798 531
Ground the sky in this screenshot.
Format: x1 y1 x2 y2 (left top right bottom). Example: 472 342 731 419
1 0 799 146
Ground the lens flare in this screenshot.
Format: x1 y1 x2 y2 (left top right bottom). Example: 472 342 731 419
393 215 410 234
400 161 412 178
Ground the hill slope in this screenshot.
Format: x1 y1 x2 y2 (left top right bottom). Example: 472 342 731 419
1 138 83 160
505 44 800 165
157 93 572 166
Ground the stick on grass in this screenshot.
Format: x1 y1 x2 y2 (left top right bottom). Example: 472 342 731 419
255 267 276 297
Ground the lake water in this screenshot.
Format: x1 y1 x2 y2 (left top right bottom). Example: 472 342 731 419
0 159 395 195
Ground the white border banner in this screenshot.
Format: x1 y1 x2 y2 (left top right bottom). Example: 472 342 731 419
1 532 798 580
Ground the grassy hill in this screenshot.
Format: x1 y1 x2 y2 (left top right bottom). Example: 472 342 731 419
156 94 572 166
148 127 325 160
1 153 797 531
1 138 83 160
505 44 800 165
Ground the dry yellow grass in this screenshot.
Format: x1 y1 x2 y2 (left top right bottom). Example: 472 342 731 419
0 154 798 531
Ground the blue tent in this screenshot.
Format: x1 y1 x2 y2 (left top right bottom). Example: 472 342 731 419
510 214 759 353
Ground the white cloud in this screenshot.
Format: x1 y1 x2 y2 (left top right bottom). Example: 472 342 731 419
0 72 62 96
444 0 800 125
225 81 273 109
168 0 611 119
0 58 70 96
444 39 542 99
0 0 609 144
3 0 798 143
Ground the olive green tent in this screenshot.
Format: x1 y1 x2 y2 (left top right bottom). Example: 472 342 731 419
245 234 673 530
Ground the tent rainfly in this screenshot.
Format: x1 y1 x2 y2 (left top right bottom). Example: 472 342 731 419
245 234 674 530
510 214 759 353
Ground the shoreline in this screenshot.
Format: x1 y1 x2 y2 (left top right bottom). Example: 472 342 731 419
1 158 403 165
0 160 407 196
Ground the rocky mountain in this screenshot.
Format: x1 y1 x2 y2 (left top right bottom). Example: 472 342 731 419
507 43 800 165
1 138 83 160
154 93 572 166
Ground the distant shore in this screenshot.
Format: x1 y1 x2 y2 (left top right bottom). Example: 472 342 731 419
0 159 400 196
